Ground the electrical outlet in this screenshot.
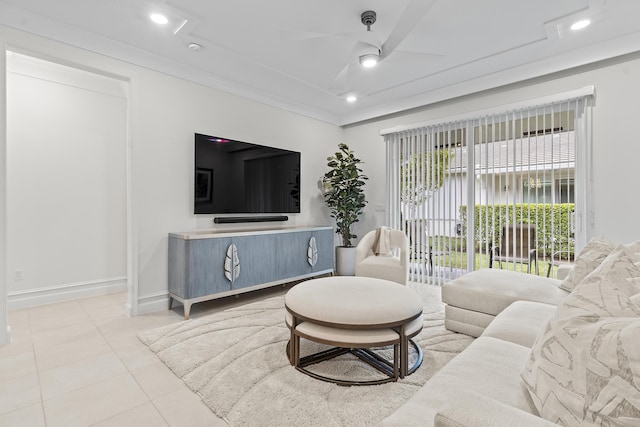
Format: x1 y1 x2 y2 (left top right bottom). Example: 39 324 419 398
374 204 385 212
13 269 23 281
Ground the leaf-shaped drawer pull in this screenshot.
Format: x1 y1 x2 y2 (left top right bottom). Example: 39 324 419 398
307 236 318 267
224 243 240 282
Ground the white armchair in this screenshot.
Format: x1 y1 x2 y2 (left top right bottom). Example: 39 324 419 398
354 228 409 285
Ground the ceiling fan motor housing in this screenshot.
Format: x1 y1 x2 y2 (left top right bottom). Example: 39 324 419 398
361 10 377 30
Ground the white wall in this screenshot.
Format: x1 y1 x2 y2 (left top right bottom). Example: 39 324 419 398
343 53 640 245
0 25 342 320
0 40 7 343
6 52 128 308
130 69 341 312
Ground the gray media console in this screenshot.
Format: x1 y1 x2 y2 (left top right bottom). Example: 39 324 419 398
168 226 334 318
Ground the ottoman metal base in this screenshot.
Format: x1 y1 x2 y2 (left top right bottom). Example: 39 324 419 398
285 339 423 386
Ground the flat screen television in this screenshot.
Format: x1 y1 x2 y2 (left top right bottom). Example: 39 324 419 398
194 133 300 214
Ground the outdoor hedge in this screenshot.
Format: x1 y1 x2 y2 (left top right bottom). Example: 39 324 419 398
459 203 575 257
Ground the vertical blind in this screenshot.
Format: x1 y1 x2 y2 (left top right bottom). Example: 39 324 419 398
383 89 593 285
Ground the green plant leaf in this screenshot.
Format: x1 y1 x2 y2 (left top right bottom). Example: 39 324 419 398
321 143 368 247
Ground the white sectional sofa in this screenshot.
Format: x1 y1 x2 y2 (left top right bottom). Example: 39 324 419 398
442 268 570 338
381 238 640 427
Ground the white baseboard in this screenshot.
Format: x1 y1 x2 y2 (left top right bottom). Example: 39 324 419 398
134 292 169 316
0 325 10 345
8 277 127 310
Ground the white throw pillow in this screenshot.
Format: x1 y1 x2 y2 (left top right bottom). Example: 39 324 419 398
559 237 616 292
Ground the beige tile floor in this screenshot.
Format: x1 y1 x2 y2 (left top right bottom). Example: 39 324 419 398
0 285 292 427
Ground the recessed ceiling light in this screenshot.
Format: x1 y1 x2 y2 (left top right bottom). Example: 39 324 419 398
150 13 169 25
188 43 203 52
346 95 357 103
570 19 591 31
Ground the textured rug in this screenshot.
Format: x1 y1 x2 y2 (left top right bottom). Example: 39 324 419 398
138 283 473 426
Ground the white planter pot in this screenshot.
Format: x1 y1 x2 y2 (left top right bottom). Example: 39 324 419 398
335 246 356 276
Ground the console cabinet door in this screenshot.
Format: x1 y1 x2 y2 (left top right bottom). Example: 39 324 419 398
230 234 277 290
275 231 311 278
275 229 334 278
311 228 334 273
188 237 232 298
168 236 233 299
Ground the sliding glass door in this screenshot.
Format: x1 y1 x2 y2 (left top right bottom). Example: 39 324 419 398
385 91 592 284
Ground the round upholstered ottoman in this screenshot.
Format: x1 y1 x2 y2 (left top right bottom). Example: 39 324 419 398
285 276 423 385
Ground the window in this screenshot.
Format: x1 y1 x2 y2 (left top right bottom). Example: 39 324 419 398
522 178 574 204
557 179 575 203
523 179 552 204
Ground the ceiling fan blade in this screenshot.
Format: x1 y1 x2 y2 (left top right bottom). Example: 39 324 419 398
328 41 367 94
380 0 438 60
383 49 445 64
281 26 379 41
279 29 338 42
329 63 351 94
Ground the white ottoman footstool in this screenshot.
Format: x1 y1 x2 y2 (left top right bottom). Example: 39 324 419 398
285 276 424 385
442 269 569 337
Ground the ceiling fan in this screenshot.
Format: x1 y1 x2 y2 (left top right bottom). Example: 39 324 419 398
326 1 441 96
354 10 382 68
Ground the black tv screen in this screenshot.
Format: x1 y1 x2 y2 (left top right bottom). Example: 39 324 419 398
194 133 300 214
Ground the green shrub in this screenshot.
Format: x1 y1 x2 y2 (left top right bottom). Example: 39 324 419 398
459 203 575 257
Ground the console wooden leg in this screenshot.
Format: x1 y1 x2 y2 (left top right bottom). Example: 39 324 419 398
184 302 192 320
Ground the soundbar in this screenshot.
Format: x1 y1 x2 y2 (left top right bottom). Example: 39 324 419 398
214 216 288 224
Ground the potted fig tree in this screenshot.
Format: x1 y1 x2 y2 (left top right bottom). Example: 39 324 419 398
322 143 368 275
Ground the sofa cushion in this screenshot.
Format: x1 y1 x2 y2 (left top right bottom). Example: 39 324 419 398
434 390 558 427
444 305 495 338
442 269 565 316
559 237 616 292
380 336 534 427
482 301 557 348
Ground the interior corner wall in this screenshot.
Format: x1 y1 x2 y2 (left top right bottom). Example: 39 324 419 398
0 41 8 344
342 52 640 246
0 25 342 316
6 52 128 309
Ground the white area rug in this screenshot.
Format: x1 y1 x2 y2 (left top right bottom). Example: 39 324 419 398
139 283 473 426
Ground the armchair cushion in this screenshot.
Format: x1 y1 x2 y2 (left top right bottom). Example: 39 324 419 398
355 228 409 285
357 255 405 285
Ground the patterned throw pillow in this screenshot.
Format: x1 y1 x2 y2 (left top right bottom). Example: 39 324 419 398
556 245 640 320
521 316 640 426
559 238 616 292
521 246 640 426
630 278 640 306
